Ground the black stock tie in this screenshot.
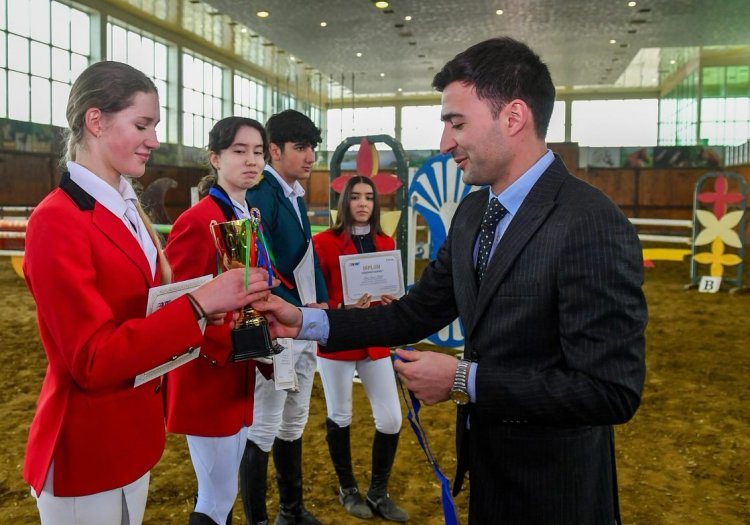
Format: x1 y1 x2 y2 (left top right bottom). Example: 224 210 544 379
476 197 508 282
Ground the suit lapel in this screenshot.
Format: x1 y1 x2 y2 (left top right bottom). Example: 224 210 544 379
454 190 486 331
93 203 156 284
467 159 568 334
264 171 306 237
60 172 156 285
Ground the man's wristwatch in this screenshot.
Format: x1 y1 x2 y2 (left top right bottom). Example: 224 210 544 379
449 359 471 405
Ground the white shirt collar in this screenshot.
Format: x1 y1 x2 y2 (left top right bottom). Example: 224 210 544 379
67 161 135 216
265 164 306 199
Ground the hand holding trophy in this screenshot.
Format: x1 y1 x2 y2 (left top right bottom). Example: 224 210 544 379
210 209 284 361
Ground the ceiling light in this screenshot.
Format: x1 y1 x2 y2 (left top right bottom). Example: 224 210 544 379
670 59 676 64
290 55 295 61
356 52 363 57
380 72 385 77
628 1 637 6
404 15 412 21
496 9 504 15
609 39 617 44
240 27 247 33
397 87 403 92
256 10 269 18
373 1 389 8
320 21 327 27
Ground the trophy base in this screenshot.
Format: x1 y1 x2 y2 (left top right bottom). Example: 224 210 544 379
230 324 279 362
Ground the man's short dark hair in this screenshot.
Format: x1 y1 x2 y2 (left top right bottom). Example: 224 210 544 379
265 109 322 149
432 37 555 138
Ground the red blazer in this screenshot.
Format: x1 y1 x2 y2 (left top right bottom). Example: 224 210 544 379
22 174 204 497
164 193 259 436
313 228 395 361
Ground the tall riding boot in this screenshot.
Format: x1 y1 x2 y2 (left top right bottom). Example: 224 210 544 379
188 512 218 525
239 440 270 525
273 437 322 525
366 431 409 522
325 418 372 519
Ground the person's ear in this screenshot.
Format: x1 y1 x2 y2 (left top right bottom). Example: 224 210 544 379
84 107 104 138
503 99 530 137
208 151 220 171
269 143 282 161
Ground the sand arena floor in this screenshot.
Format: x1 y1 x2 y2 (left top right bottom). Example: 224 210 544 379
0 258 748 524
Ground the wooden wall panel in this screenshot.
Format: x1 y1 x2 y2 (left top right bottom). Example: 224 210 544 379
2 150 748 238
0 152 57 207
576 169 636 208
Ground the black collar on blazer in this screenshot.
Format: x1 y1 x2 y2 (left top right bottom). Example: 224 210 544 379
59 172 156 284
60 172 96 211
208 184 239 222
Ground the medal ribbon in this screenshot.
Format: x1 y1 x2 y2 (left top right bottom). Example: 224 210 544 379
394 348 460 525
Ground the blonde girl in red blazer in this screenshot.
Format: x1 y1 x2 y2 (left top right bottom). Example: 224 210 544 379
312 176 409 522
22 62 273 525
164 116 272 525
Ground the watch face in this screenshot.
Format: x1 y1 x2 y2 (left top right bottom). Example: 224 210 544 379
450 389 470 405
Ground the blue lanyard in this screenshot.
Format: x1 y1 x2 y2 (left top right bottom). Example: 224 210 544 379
394 349 460 525
208 186 246 219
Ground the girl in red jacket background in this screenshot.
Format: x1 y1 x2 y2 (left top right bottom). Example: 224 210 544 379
22 62 272 525
313 176 409 522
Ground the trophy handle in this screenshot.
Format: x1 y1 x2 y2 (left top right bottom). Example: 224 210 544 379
209 220 222 252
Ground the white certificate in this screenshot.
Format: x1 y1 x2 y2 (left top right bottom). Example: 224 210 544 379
293 241 317 306
134 274 212 388
339 250 405 305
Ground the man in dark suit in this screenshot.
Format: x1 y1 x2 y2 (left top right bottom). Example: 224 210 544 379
253 37 647 525
240 110 328 525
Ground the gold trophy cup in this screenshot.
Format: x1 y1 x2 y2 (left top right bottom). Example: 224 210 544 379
210 217 283 361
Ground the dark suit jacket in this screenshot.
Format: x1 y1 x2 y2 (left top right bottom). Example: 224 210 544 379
323 156 647 525
246 170 328 306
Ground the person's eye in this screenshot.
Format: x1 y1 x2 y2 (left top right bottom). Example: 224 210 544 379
136 125 146 131
452 122 464 130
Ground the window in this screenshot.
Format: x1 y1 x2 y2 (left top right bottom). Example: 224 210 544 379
546 101 566 143
233 72 265 122
572 99 658 147
699 65 750 146
107 22 171 143
1 0 89 125
401 105 441 150
326 106 395 150
182 52 223 148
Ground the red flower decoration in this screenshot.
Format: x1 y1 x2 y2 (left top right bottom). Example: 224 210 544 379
331 138 402 195
697 174 744 219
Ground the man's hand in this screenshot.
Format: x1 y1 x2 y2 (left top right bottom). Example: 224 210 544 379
251 295 303 339
392 348 459 405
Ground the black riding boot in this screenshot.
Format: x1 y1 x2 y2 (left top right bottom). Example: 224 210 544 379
366 431 409 522
240 440 270 525
325 418 372 519
273 437 322 525
188 512 218 525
